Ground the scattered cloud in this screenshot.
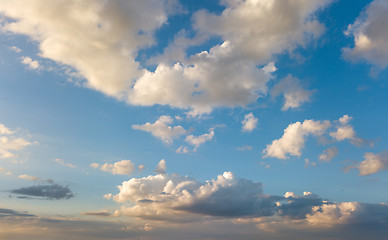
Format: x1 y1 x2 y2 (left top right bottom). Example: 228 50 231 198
9 46 22 53
20 56 40 70
11 184 74 200
343 0 388 69
18 174 41 181
132 116 187 144
155 159 167 174
237 145 253 151
91 160 135 175
319 146 339 162
271 75 314 111
263 119 331 159
185 128 214 151
0 123 32 159
304 159 317 167
329 115 369 146
176 145 189 154
54 158 77 168
241 113 258 132
0 208 35 217
350 152 388 176
82 210 111 217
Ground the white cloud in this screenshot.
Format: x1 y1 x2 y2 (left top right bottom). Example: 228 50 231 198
10 46 22 53
132 116 187 144
155 159 167 174
271 75 314 111
0 0 332 114
0 123 13 135
18 174 41 181
342 0 388 68
176 145 189 154
319 147 338 162
329 115 367 146
304 159 316 167
263 119 331 159
241 113 258 132
306 202 358 226
21 56 40 70
185 128 214 150
92 160 135 176
0 123 32 159
357 152 388 176
54 158 77 168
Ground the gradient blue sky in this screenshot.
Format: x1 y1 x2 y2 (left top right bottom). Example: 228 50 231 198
1 0 388 239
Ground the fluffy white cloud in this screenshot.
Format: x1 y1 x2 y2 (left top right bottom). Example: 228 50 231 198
306 202 358 226
319 146 338 162
0 0 171 97
185 128 214 150
343 0 388 68
91 160 135 175
271 75 314 111
241 113 258 132
132 116 187 144
0 0 332 114
329 115 367 146
356 152 388 176
21 56 40 70
0 123 32 159
263 119 331 159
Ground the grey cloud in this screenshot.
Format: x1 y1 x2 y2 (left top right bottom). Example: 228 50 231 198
82 211 111 217
0 208 35 217
10 184 74 200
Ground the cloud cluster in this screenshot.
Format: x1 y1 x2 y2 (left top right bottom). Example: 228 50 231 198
264 115 370 160
0 123 32 159
132 116 187 144
0 0 332 113
343 0 388 68
91 160 136 175
264 119 331 159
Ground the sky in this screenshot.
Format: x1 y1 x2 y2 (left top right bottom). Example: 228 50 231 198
0 0 388 239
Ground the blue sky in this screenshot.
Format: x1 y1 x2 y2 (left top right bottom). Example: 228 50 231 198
1 0 388 239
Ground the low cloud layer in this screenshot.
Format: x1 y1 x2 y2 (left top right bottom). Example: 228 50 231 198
11 184 74 200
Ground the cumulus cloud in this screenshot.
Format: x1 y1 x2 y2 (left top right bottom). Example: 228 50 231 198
342 0 388 68
0 0 332 114
319 147 338 162
11 184 74 200
91 160 135 175
352 152 388 176
185 128 214 150
20 56 40 70
263 119 331 159
132 116 187 144
106 164 342 223
241 113 258 132
155 159 167 174
0 123 32 159
271 75 314 111
54 158 77 168
329 115 368 146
